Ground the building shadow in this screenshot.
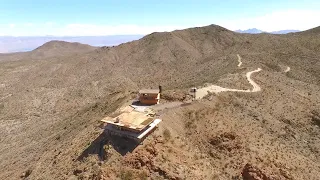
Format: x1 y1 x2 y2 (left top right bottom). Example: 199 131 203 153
77 132 109 161
131 100 150 106
107 134 140 156
77 131 140 161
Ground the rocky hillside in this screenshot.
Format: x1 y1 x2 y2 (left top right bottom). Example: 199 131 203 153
0 24 319 179
0 41 97 62
31 40 97 58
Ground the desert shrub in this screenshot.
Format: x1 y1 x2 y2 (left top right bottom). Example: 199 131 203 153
184 108 215 130
120 170 133 180
20 169 32 178
185 121 194 129
137 171 148 180
187 110 196 119
311 110 320 126
265 62 281 71
163 129 171 141
209 132 242 153
203 91 215 100
184 110 197 129
216 94 232 104
161 90 187 101
232 99 242 108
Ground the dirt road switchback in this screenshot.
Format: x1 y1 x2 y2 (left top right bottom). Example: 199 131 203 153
237 54 243 67
196 68 262 99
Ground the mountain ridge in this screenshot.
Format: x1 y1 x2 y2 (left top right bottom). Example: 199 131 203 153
235 28 300 34
0 35 144 53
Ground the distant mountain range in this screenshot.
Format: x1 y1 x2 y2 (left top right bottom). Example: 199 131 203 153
0 35 144 53
235 28 300 34
0 28 302 53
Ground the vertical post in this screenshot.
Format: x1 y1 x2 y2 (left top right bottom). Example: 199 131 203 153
158 85 162 104
191 86 197 101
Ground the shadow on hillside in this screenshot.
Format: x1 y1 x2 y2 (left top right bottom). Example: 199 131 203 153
108 134 140 155
131 100 154 107
77 131 139 161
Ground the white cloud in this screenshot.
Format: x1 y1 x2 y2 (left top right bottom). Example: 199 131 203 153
25 23 33 27
45 22 55 27
9 24 16 28
219 9 320 32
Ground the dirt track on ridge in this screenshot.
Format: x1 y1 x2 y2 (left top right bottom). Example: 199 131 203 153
196 55 262 99
237 54 242 67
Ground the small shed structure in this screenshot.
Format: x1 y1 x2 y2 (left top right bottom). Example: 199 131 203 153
138 89 160 105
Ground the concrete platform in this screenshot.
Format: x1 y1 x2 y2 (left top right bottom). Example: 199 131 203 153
105 119 162 141
101 110 154 131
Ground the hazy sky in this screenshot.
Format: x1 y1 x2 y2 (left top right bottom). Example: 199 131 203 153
0 0 320 36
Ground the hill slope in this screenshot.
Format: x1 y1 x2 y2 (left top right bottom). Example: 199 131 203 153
0 41 97 62
33 40 96 54
0 35 143 53
0 25 319 179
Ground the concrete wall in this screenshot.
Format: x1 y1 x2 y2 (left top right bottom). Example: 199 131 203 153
139 93 160 105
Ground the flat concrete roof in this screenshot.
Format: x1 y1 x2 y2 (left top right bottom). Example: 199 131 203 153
101 107 156 131
139 89 160 94
105 119 162 140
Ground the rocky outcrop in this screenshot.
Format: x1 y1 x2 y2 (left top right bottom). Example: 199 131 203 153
242 163 271 180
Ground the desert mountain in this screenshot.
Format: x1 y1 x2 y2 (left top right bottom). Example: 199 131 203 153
297 26 320 35
30 40 97 58
0 24 319 179
0 35 144 53
0 41 97 61
236 28 300 34
0 40 97 62
271 29 300 34
235 28 264 34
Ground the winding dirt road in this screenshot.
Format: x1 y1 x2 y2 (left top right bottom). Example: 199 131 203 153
237 54 243 67
285 66 291 73
196 55 262 99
